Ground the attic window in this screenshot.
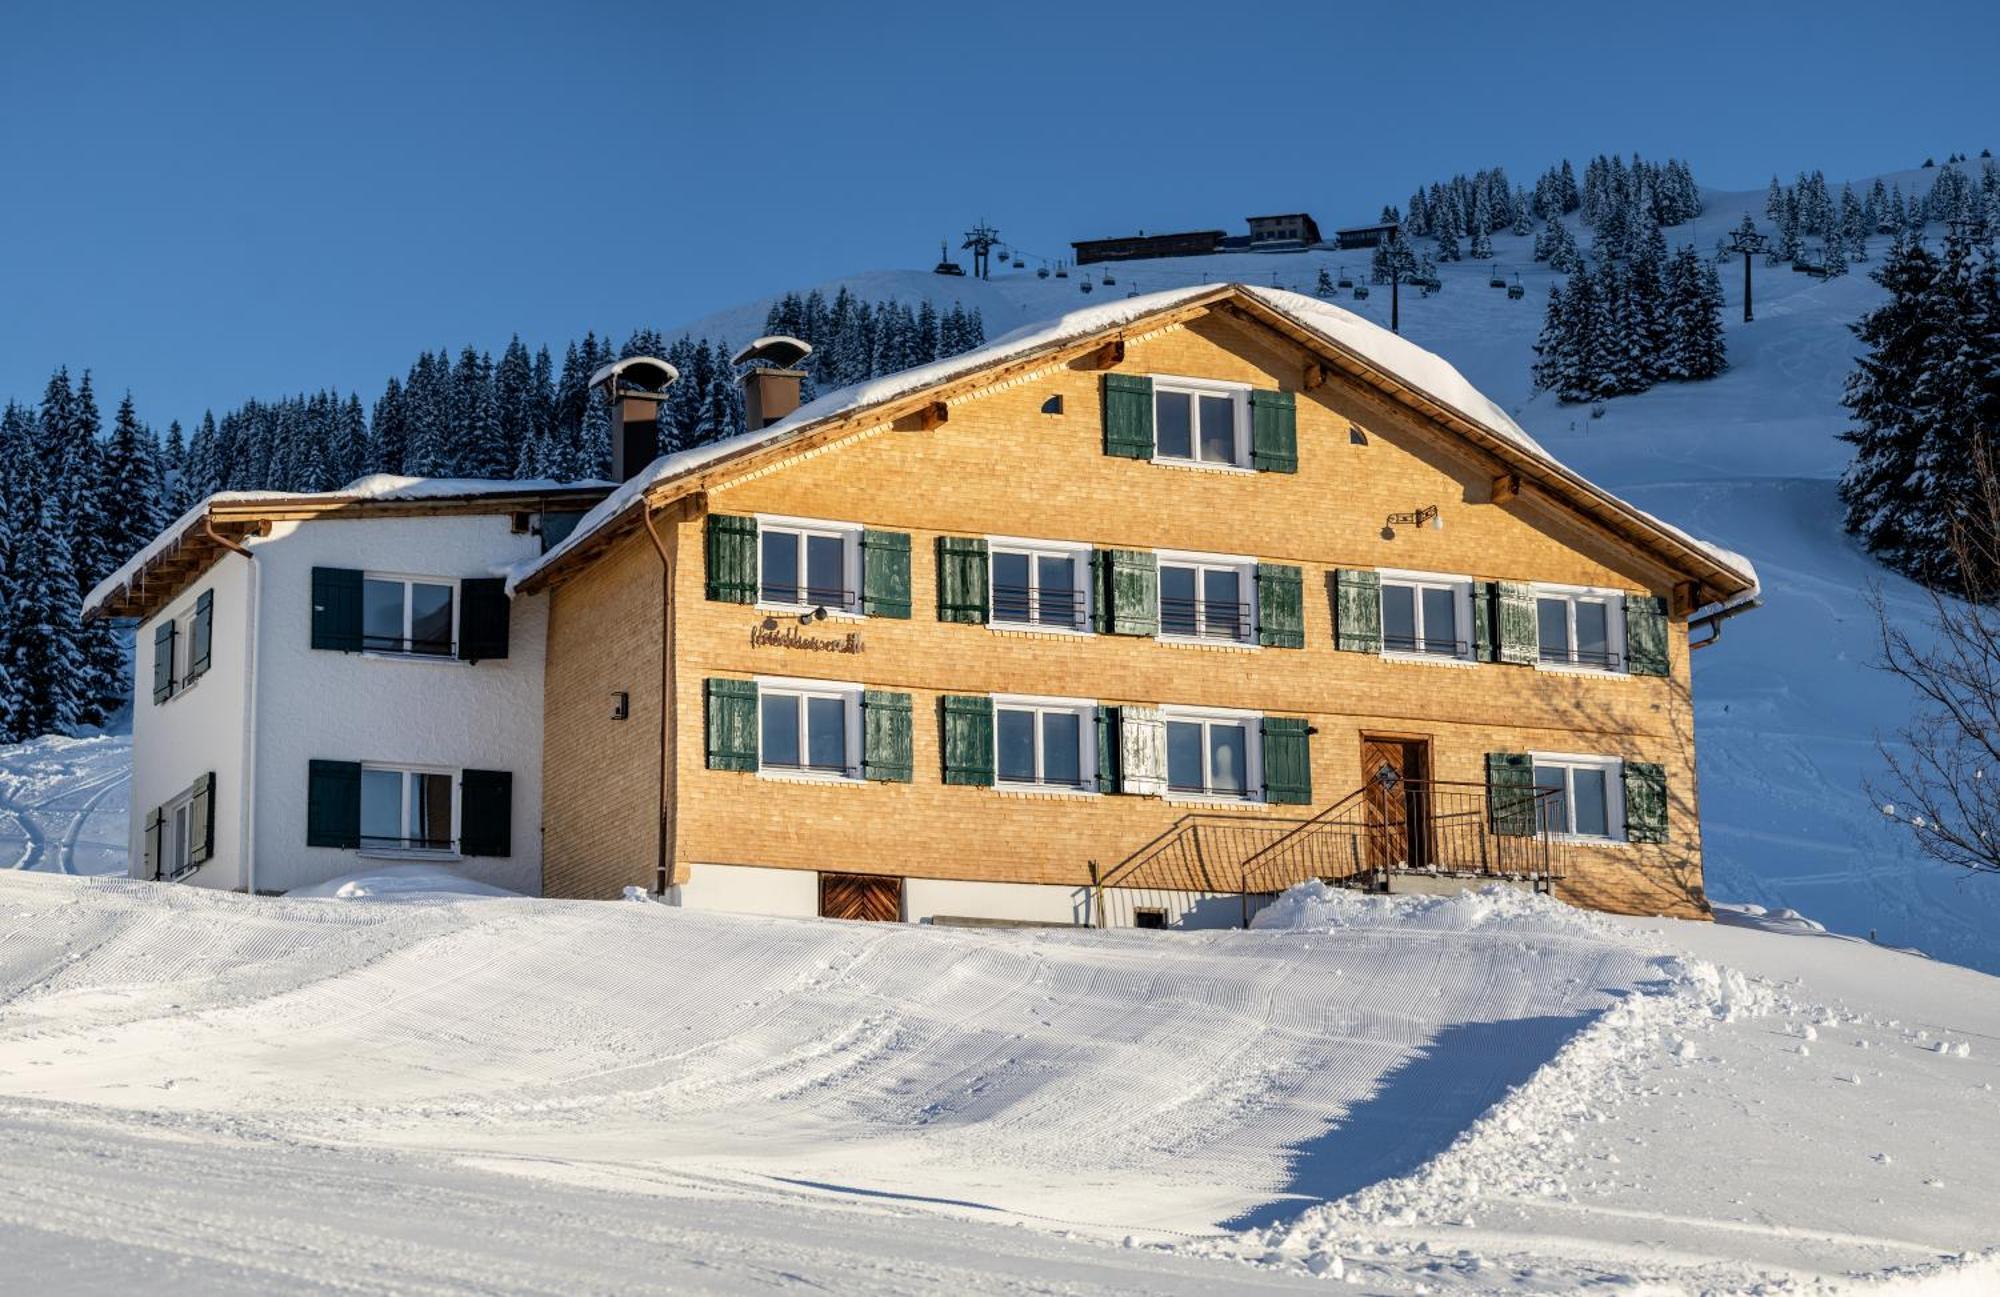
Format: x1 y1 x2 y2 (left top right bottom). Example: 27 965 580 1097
1349 424 1368 446
509 511 533 535
1041 395 1064 415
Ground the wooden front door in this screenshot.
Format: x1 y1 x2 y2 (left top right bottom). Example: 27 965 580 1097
819 872 903 922
1359 737 1432 870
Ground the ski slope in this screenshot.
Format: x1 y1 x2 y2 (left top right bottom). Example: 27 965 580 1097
1 871 1995 1294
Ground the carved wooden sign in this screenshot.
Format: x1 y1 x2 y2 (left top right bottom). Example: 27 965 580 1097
751 617 864 654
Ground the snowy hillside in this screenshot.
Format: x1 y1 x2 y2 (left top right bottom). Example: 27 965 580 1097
1 871 1994 1294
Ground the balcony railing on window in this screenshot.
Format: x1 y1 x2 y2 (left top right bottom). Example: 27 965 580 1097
1167 779 1255 798
358 833 456 851
1000 771 1093 790
1539 645 1621 670
759 583 855 610
361 633 454 656
991 585 1089 630
1383 633 1468 657
760 759 859 778
1159 596 1252 641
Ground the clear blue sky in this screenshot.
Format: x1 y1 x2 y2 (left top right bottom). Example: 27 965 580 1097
3 0 1994 430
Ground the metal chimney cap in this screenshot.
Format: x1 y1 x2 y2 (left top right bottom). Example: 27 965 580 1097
590 356 679 394
731 335 814 369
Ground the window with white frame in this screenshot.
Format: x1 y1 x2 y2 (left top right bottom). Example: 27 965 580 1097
1536 587 1624 671
162 788 195 878
359 764 458 853
1158 553 1255 642
994 697 1095 790
1163 707 1260 800
758 680 861 779
990 539 1091 631
1380 573 1472 658
1531 754 1624 841
1153 378 1249 467
363 575 456 657
758 517 861 613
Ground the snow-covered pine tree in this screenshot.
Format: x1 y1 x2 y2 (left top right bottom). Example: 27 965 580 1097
101 391 162 566
8 489 86 741
1433 194 1462 261
1662 246 1728 381
1315 267 1335 298
1839 233 1945 578
457 346 507 478
494 336 537 474
1510 186 1533 237
1622 224 1671 386
1897 229 1993 589
161 419 188 513
1530 280 1573 397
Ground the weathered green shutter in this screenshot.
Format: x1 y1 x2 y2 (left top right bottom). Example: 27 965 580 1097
1095 705 1120 792
1089 550 1109 633
1625 594 1670 676
1496 581 1538 665
1249 389 1298 473
940 695 994 786
704 678 759 772
1102 373 1154 459
1107 549 1158 636
311 567 363 652
1118 705 1168 796
1262 718 1313 805
1334 570 1382 653
862 690 914 782
143 805 163 879
1624 761 1669 843
460 769 513 856
1486 752 1537 837
306 759 362 848
457 578 511 661
152 620 177 703
188 772 215 866
1471 581 1497 662
936 536 989 623
861 530 912 619
1256 563 1304 648
704 514 759 604
189 590 214 681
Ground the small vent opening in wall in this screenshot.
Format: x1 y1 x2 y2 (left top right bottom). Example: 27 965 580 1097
1134 907 1168 930
1041 395 1064 415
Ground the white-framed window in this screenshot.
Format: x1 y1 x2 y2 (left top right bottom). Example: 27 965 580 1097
989 537 1092 632
757 677 862 780
1157 551 1257 643
1162 705 1262 801
162 788 195 879
994 695 1096 791
1380 571 1473 660
1153 376 1250 468
1535 586 1625 672
363 574 457 657
757 515 862 615
1530 753 1625 842
359 764 459 854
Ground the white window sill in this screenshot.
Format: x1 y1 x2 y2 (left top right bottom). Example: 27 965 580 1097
1382 650 1478 669
756 769 865 787
994 783 1099 800
1164 793 1268 810
1156 635 1259 652
362 650 471 667
157 675 209 706
1149 457 1256 475
756 602 865 621
986 622 1094 639
357 848 462 862
1533 661 1631 680
1549 833 1631 848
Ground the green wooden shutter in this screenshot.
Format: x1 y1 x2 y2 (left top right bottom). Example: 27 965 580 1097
460 769 514 857
862 690 914 782
936 536 989 623
861 530 912 619
704 678 759 772
704 514 759 603
1496 581 1539 665
189 590 214 681
458 578 511 661
1471 581 1497 663
1249 389 1298 473
1256 563 1305 648
1095 705 1120 793
188 772 216 866
311 567 364 652
307 760 362 848
1486 752 1536 837
1334 570 1382 653
1262 717 1313 805
940 695 994 786
1089 550 1109 633
1625 594 1670 676
143 805 163 879
1102 373 1154 459
152 620 177 703
1107 549 1158 636
1624 761 1669 843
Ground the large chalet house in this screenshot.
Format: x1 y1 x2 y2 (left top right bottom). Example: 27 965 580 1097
86 284 1759 925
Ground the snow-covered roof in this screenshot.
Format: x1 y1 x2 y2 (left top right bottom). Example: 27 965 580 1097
505 283 1755 609
86 474 612 620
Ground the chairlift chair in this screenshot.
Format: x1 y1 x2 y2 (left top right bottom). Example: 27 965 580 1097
1101 269 1116 285
1079 274 1093 294
1489 264 1506 288
1507 274 1525 300
1055 260 1069 278
1352 284 1370 299
1336 266 1354 289
1036 264 1050 279
1012 256 1025 268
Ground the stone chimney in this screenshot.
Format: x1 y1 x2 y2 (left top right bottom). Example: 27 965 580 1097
733 336 815 431
590 357 679 482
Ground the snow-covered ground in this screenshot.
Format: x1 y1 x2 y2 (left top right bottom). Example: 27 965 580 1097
0 870 1994 1294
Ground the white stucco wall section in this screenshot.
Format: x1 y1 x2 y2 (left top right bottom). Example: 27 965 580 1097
129 553 252 890
669 863 820 918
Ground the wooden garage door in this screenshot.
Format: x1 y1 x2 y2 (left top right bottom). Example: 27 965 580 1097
819 872 902 922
